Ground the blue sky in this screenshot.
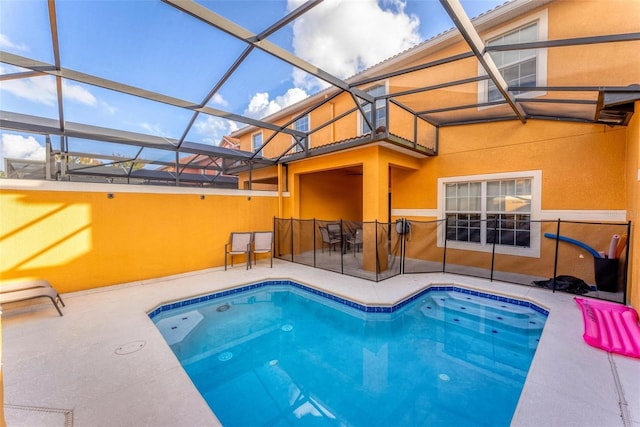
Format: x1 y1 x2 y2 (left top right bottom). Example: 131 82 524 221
0 0 506 167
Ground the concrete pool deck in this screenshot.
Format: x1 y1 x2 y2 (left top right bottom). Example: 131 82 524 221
2 261 639 426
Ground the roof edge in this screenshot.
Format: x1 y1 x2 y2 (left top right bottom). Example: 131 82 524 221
230 0 555 137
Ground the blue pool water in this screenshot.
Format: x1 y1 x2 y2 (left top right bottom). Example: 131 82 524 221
150 282 547 426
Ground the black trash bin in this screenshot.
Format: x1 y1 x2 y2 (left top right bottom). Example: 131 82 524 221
594 257 619 292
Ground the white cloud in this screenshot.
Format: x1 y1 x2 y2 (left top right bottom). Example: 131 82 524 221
100 100 118 115
194 116 240 145
0 33 29 52
210 93 229 107
62 80 97 106
139 122 169 136
244 87 309 119
0 133 46 169
237 0 419 119
0 71 97 107
288 0 420 91
0 73 58 106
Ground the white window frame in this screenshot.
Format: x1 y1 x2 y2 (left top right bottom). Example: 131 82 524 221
291 114 310 153
478 9 548 106
358 82 388 135
437 170 542 258
252 131 263 156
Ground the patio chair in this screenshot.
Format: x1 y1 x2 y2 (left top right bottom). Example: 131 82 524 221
347 228 363 255
326 223 342 239
319 227 341 254
225 232 252 270
252 231 273 268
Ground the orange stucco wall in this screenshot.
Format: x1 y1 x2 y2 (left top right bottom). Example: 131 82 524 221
299 170 363 221
284 146 419 221
392 120 627 210
238 165 279 190
0 182 278 293
389 119 630 293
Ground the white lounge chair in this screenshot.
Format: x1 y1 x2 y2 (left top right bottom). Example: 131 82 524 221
1 278 55 293
0 279 65 316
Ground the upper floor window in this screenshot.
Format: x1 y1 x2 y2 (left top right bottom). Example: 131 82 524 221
486 23 538 102
292 115 309 153
361 84 387 134
439 171 541 257
252 132 263 157
479 10 548 104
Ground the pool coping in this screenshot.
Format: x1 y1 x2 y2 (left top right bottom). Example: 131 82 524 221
148 278 551 318
1 262 637 426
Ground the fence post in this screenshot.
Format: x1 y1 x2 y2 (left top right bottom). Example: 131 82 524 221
623 220 632 303
400 218 406 275
290 217 294 263
313 218 317 268
552 219 561 293
375 220 380 281
490 219 498 282
340 219 344 275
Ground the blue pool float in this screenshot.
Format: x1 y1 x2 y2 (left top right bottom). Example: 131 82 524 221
543 233 601 258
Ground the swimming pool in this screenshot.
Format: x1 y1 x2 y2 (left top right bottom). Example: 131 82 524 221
150 280 548 426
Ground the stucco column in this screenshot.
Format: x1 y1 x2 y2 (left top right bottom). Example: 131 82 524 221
289 171 300 219
362 150 389 272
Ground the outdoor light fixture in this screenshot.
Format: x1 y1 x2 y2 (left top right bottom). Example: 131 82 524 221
107 193 114 199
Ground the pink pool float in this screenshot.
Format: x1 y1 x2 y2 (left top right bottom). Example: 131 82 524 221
575 297 640 359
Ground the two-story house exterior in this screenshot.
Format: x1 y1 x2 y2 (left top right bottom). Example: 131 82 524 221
227 0 639 282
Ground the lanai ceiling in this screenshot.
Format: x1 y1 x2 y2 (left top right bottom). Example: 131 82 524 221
1 0 639 185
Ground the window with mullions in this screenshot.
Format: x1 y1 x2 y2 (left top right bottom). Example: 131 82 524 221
445 182 482 243
361 84 386 134
252 132 263 157
486 23 538 102
445 178 532 248
291 115 309 153
478 10 547 105
486 179 531 247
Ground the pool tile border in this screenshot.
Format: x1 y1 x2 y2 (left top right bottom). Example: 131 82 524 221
148 280 549 319
147 280 549 319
